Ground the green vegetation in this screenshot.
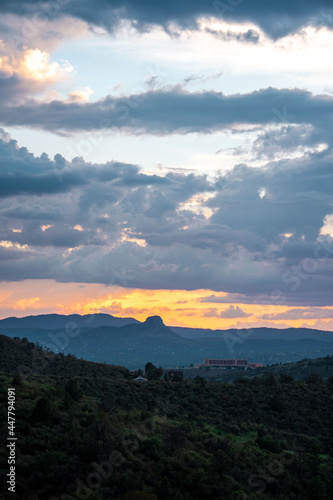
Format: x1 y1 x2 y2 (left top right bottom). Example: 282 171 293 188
1 334 333 499
144 362 163 381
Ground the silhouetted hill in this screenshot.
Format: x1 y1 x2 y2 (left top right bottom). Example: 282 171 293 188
0 316 194 368
0 312 139 330
52 316 193 367
0 333 129 379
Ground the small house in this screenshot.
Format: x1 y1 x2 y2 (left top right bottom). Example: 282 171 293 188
134 376 148 382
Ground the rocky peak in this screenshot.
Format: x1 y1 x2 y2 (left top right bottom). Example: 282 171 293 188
144 316 164 328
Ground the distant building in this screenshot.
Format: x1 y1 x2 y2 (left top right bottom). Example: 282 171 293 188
168 370 184 381
202 358 263 368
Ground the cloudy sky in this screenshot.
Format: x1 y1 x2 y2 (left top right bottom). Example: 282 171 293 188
1 0 333 330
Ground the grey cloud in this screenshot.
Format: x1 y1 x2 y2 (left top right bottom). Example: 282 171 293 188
0 135 84 196
6 223 105 248
0 0 333 39
220 305 251 318
261 307 333 320
203 308 219 318
0 134 150 199
205 28 260 44
252 124 323 159
0 70 54 105
1 129 333 306
209 151 333 248
199 289 333 308
0 74 35 103
0 172 83 197
183 72 224 87
1 88 332 137
199 294 250 304
0 245 36 261
1 205 63 221
135 224 266 254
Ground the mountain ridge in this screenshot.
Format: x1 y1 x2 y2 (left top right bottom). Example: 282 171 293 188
1 313 333 369
0 312 139 329
2 312 333 338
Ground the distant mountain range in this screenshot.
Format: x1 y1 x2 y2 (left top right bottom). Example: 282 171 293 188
171 324 333 342
0 312 139 330
1 313 333 369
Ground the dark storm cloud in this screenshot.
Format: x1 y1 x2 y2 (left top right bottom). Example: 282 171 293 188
6 223 105 248
0 132 83 196
134 224 265 254
1 129 333 305
209 152 333 247
0 0 333 39
0 245 35 261
0 131 163 198
1 88 333 135
0 172 82 197
2 206 63 221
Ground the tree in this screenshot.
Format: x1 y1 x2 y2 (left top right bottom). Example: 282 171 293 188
145 362 154 374
279 374 294 383
144 362 163 381
31 397 52 422
12 373 23 387
233 377 249 385
263 373 277 386
194 375 207 387
65 377 82 400
306 374 323 385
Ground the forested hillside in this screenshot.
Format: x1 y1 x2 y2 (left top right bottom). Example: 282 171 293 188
1 335 333 499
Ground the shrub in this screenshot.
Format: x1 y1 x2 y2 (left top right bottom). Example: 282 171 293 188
31 397 52 423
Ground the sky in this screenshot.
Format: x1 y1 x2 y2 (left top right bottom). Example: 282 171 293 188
1 0 333 330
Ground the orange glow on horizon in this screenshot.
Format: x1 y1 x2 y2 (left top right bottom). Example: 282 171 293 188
0 280 333 331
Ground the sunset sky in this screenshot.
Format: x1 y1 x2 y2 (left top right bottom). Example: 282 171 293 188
1 0 333 330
